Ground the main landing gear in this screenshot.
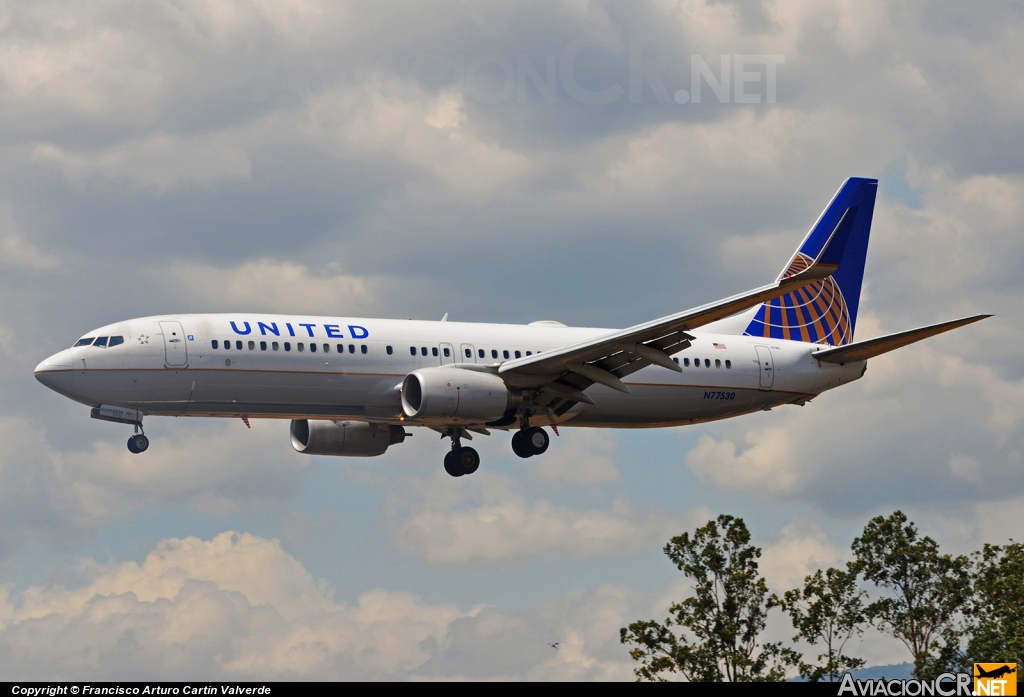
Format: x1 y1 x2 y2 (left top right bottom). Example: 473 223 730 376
439 425 550 477
442 428 480 478
511 426 549 458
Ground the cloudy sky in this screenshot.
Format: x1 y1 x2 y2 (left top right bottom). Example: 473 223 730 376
1 0 1022 680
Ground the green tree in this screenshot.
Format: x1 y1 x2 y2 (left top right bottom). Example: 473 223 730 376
964 541 1024 675
620 515 798 682
778 566 867 682
850 510 971 679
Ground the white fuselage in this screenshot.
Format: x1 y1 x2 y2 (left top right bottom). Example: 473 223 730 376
34 313 865 429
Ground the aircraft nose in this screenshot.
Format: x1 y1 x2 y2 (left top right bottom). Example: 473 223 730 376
35 351 74 393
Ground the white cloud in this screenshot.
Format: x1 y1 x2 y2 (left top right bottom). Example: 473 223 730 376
685 428 805 498
0 24 162 117
758 520 848 593
313 86 531 196
0 201 62 271
32 133 252 194
157 258 382 315
1 0 1024 679
0 416 312 559
0 531 463 679
0 530 652 680
523 428 620 487
385 470 708 566
177 0 340 42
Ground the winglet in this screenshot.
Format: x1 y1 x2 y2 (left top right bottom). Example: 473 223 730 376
785 206 856 282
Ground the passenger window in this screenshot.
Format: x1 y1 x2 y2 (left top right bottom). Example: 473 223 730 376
310 343 317 353
421 347 427 356
683 357 689 366
94 337 109 347
298 343 304 352
386 345 393 355
361 345 367 354
74 338 95 347
705 359 710 368
478 349 484 358
260 341 267 351
526 351 532 356
503 350 509 359
337 344 344 353
715 359 721 368
410 347 416 356
236 341 242 350
284 342 291 351
432 347 438 357
673 357 679 364
443 347 450 357
324 344 330 353
223 340 230 350
212 340 219 349
491 350 498 359
248 340 255 350
272 342 279 351
514 350 521 358
465 348 471 358
725 359 732 368
109 336 124 347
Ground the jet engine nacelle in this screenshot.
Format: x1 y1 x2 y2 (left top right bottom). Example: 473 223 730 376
401 367 520 422
290 419 406 457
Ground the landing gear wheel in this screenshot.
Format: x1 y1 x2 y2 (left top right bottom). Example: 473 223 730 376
444 447 480 476
511 430 533 458
443 450 464 477
525 427 549 455
457 446 480 474
128 434 149 454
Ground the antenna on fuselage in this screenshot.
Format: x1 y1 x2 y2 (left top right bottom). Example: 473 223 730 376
440 313 449 322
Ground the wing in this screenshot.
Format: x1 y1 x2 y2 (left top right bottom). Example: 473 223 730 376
496 213 854 405
812 315 991 364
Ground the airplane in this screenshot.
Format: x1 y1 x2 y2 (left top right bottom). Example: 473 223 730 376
34 178 989 477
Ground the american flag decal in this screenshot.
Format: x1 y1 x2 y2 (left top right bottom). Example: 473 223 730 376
713 343 727 349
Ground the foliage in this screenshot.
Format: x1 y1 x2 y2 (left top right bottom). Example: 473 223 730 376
964 541 1024 676
850 510 972 680
778 566 867 682
620 514 798 682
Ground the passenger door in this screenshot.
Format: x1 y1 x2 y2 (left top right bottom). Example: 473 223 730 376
460 343 477 363
754 345 774 390
160 321 188 367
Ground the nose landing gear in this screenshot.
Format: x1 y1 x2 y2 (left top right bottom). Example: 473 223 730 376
127 423 149 454
127 433 149 453
511 426 549 458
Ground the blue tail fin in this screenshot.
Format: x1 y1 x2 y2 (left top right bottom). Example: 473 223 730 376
743 177 877 345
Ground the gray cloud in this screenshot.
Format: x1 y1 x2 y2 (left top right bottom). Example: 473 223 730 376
0 0 1022 678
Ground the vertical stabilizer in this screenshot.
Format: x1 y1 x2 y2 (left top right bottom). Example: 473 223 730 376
743 177 877 345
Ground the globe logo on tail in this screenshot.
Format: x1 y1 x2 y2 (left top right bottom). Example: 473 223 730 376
745 253 853 345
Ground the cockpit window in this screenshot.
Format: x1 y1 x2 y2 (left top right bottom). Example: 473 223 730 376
108 336 124 347
94 337 109 348
74 338 95 347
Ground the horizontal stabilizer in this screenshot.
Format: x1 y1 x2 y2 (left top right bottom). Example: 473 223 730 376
812 315 991 364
